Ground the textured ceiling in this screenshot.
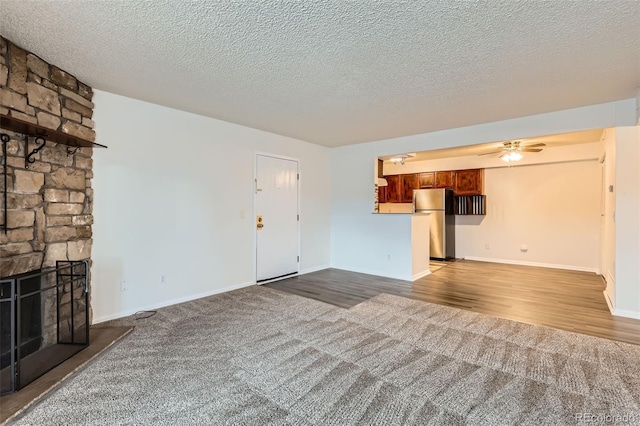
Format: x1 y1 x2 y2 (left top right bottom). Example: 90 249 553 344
1 1 638 147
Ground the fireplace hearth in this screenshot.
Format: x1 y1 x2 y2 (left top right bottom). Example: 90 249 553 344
0 261 89 395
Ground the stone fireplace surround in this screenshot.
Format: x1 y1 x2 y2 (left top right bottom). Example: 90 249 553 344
0 36 95 320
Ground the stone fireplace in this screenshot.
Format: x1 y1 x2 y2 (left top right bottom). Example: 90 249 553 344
1 36 97 392
1 35 95 303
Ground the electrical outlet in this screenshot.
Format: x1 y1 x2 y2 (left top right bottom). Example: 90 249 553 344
485 243 490 250
160 275 167 285
120 280 127 292
387 254 391 260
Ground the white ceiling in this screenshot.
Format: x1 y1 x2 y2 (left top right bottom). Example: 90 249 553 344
1 1 639 147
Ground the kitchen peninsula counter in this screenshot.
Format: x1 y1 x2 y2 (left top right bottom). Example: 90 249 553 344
369 212 431 280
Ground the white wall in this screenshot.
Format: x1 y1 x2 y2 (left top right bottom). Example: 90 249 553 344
91 91 331 322
613 126 640 317
636 88 640 125
331 142 415 279
601 126 640 318
331 99 637 302
457 160 601 272
370 99 635 157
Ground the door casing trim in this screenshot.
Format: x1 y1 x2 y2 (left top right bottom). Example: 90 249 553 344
253 152 301 284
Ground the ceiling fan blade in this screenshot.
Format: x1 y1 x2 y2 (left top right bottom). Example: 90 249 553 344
524 143 546 148
521 148 543 152
478 148 505 155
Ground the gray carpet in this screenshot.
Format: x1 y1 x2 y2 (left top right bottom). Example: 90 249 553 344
12 286 640 425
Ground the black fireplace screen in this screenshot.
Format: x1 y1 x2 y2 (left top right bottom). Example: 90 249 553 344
0 260 89 395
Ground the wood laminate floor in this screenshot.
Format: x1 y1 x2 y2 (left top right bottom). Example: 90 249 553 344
267 260 640 346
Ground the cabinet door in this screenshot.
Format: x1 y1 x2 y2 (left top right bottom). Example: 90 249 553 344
419 172 434 188
400 174 420 203
454 169 484 195
435 171 454 188
384 175 401 202
378 184 388 203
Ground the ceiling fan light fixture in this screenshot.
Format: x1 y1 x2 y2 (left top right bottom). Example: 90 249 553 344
501 151 523 162
478 140 544 160
390 154 410 165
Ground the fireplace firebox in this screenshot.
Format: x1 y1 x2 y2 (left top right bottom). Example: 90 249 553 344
0 261 89 395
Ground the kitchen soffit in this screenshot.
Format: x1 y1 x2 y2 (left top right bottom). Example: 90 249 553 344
388 129 607 163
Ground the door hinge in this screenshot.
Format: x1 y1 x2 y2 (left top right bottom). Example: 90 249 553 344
297 256 299 262
297 173 299 180
297 214 299 221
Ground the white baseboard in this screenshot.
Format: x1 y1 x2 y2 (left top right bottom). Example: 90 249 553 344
412 269 431 281
604 284 640 319
612 308 640 320
463 256 599 274
603 290 615 314
329 264 412 281
299 264 330 275
92 281 255 324
603 270 640 319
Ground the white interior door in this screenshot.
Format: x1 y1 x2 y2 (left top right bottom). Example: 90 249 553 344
255 154 299 283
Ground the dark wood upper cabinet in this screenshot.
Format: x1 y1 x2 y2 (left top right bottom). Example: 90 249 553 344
454 169 484 195
419 172 434 188
400 174 420 203
382 169 484 204
382 175 401 203
434 171 454 188
379 174 419 203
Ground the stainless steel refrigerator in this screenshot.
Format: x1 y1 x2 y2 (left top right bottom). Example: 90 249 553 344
413 188 455 260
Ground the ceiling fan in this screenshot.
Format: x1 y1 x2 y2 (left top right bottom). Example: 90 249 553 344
479 141 546 162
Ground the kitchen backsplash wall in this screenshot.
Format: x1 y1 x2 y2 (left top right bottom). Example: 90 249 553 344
378 203 413 214
0 36 95 304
